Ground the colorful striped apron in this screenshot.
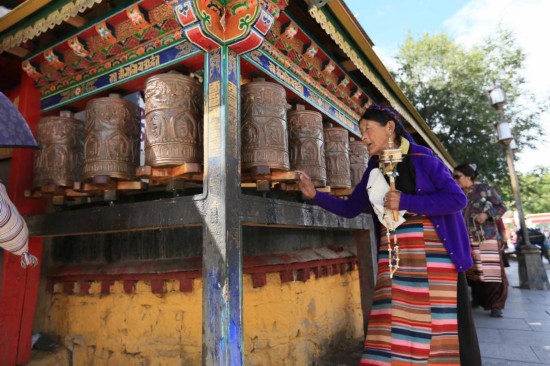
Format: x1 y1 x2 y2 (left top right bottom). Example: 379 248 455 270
361 214 459 365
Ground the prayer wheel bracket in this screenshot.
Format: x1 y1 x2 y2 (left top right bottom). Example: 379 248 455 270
136 163 203 186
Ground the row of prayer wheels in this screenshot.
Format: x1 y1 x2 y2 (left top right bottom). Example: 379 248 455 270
33 76 368 191
241 79 368 188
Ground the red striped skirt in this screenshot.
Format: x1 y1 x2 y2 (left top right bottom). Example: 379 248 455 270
361 214 460 365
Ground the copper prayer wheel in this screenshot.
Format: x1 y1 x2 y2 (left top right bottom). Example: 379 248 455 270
288 104 326 186
144 72 203 166
349 137 369 187
33 111 83 188
83 94 141 181
241 78 290 172
324 125 351 189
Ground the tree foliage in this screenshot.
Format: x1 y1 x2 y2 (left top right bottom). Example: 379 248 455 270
393 28 548 201
499 167 550 215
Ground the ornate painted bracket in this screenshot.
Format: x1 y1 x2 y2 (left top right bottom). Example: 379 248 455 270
166 0 288 54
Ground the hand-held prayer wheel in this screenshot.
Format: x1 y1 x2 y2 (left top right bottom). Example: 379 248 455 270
324 125 351 189
349 137 369 187
33 110 83 188
83 94 141 180
241 78 290 172
144 72 203 166
288 104 326 187
381 142 403 221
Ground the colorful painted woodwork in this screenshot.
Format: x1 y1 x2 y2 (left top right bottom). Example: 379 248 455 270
21 1 183 100
144 72 203 166
169 0 288 53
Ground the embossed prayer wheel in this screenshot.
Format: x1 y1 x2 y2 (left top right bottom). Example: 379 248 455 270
33 111 84 188
241 78 290 172
83 94 141 181
144 72 203 166
324 125 351 189
349 137 369 187
288 104 326 187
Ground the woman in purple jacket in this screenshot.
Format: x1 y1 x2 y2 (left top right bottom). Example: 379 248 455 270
297 105 480 366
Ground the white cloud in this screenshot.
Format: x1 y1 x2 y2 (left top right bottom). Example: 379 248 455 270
0 7 11 18
444 0 550 173
372 46 399 72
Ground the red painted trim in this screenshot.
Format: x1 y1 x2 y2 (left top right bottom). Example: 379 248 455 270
45 256 358 295
0 73 47 366
251 273 267 288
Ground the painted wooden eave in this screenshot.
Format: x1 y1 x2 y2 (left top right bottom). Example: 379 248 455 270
0 0 54 33
0 0 102 55
325 0 456 168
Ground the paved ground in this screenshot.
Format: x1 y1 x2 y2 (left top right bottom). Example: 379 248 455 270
475 257 550 365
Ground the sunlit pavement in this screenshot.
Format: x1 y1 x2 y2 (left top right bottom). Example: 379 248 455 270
475 257 550 365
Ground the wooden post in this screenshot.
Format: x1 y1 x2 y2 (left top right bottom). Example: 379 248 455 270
202 47 243 365
0 73 47 366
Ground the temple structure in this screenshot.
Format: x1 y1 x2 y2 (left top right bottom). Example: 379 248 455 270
0 1 456 364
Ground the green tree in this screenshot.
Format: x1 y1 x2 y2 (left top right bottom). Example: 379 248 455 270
500 167 550 215
393 28 548 200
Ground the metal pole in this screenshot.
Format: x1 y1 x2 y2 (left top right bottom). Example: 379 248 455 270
502 141 533 247
496 104 533 247
493 90 548 290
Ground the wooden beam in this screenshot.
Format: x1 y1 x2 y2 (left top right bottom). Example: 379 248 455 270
240 195 371 230
0 0 54 32
340 59 357 72
25 196 204 237
5 46 29 58
64 15 87 28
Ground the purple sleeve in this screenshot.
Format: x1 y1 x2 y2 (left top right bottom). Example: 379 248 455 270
312 168 371 218
399 155 467 215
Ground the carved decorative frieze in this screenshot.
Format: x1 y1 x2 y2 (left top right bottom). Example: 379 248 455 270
308 6 417 129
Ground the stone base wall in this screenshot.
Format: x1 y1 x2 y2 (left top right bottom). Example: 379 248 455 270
35 270 364 365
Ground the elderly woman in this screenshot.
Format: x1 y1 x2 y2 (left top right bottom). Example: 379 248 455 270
297 105 480 365
453 163 508 318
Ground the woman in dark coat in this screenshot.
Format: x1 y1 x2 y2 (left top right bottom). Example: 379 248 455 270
453 163 508 318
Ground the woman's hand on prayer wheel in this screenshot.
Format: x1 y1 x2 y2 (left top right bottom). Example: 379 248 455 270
296 170 317 200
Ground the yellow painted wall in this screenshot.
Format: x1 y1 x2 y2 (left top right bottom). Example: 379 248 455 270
37 270 363 365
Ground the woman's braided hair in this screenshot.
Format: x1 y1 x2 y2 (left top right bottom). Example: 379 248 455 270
360 104 409 142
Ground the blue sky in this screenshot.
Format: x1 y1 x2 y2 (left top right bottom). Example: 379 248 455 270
343 0 550 174
345 0 468 55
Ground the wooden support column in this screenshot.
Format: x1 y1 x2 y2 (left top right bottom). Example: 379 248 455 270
0 73 47 366
202 47 243 365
